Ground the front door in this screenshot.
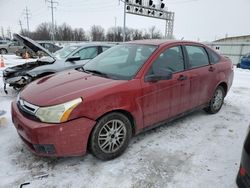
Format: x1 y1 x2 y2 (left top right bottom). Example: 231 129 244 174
140 46 189 128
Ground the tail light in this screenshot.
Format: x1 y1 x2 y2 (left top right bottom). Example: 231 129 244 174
240 166 247 176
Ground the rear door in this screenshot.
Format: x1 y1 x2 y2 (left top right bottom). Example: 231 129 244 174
184 45 217 109
140 45 190 128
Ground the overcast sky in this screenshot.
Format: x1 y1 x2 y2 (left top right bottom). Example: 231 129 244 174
0 0 249 41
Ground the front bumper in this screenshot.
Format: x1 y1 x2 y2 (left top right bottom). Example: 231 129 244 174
11 101 96 157
3 75 31 87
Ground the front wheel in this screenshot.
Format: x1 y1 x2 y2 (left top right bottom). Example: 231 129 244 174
204 86 225 114
89 112 132 160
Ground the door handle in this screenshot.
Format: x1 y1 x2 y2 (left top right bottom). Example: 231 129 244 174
208 66 215 72
177 75 188 81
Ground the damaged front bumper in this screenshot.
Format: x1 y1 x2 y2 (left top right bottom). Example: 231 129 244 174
3 74 32 93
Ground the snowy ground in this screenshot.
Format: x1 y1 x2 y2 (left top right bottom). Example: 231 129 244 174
0 55 249 188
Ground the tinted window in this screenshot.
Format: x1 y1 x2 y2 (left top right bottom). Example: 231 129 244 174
206 48 220 64
186 45 209 68
75 47 98 60
150 46 184 74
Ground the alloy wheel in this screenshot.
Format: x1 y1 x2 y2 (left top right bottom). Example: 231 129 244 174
98 119 127 153
212 89 223 111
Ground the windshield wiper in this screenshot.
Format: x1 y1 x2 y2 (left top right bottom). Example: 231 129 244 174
76 67 90 73
84 69 109 78
77 67 109 78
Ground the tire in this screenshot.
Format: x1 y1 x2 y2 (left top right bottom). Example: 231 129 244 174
0 48 7 54
204 86 225 114
90 112 132 160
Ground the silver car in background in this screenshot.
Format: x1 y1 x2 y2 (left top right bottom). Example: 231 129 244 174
0 41 23 54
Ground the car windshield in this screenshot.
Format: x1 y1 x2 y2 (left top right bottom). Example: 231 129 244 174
83 44 157 80
54 45 79 60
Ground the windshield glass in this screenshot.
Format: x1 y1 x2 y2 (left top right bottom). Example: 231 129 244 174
84 44 157 80
54 45 79 60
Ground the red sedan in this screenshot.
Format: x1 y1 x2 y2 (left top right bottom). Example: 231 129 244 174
11 40 234 160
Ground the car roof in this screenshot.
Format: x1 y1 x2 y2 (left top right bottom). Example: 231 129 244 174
70 42 115 47
126 39 203 46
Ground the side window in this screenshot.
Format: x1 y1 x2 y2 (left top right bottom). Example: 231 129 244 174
186 45 209 68
102 46 110 52
74 47 98 60
206 48 220 64
150 46 184 75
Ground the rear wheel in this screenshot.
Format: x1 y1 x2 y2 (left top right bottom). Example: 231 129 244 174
90 112 132 160
204 86 225 114
0 48 7 54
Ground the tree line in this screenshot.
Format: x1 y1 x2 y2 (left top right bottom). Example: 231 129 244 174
20 22 166 42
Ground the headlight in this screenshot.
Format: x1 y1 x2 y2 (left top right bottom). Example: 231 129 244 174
35 98 82 123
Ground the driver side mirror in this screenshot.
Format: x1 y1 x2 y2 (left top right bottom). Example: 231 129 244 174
66 56 81 62
145 69 173 82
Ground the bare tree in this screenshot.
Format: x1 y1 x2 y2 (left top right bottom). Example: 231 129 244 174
106 27 116 41
73 28 87 41
32 22 51 40
131 29 143 40
148 26 162 39
19 22 164 42
90 25 105 41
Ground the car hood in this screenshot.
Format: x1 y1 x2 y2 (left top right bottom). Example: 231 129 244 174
20 69 122 106
13 33 54 59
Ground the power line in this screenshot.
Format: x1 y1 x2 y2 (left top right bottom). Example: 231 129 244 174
46 0 58 42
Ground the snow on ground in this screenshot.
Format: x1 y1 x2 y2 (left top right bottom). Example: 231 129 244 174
0 55 249 188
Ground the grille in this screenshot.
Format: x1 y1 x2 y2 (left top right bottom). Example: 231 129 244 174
17 99 40 122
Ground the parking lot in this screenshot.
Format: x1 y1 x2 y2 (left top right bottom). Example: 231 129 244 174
0 55 249 187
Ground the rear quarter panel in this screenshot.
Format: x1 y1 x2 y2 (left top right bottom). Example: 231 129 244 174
213 56 234 97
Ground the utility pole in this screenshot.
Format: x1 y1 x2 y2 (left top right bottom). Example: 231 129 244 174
114 17 117 41
123 1 126 42
46 0 58 42
1 27 5 40
19 20 23 33
7 27 11 39
24 6 31 33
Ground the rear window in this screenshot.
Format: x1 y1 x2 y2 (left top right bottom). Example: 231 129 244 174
206 48 220 64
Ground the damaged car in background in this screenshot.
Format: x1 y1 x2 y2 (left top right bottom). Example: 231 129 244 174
3 33 114 93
